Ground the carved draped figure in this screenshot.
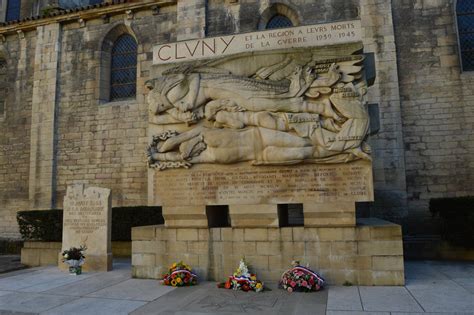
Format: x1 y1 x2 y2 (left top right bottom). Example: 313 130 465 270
146 51 371 170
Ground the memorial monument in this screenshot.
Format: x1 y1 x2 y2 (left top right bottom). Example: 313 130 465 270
61 184 113 272
132 20 404 285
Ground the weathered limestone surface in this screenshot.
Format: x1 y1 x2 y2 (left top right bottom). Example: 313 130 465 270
157 161 372 228
392 0 474 234
29 23 61 210
148 39 370 169
21 241 62 267
0 0 467 258
131 218 405 286
21 241 132 267
360 0 408 222
60 184 112 271
148 33 373 228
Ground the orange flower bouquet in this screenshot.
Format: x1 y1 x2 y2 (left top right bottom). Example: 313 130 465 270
162 261 197 287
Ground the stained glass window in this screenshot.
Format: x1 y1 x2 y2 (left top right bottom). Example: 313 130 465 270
457 0 474 71
266 14 293 29
110 34 137 100
6 0 21 22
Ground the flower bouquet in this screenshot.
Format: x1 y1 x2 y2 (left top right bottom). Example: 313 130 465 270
162 261 198 287
279 261 325 292
62 246 86 275
217 259 265 292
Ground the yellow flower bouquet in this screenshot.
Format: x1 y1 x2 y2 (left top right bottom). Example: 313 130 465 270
162 261 197 287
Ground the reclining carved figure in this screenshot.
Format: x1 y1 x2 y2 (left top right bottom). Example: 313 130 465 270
146 64 342 125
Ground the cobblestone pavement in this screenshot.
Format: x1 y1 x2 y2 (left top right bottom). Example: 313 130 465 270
0 260 472 314
0 255 25 274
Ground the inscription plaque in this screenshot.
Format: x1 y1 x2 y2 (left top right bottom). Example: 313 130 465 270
154 161 373 206
61 184 112 271
153 20 362 64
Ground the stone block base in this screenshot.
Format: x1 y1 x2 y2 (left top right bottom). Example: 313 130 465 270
58 253 113 272
21 241 130 267
21 241 61 266
131 218 405 285
161 202 358 228
162 206 208 228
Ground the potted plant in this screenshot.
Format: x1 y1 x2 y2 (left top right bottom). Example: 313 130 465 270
62 245 86 275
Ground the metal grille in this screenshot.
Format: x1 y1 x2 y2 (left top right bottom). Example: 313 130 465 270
6 0 21 22
278 204 304 227
110 34 137 100
266 14 293 29
457 0 474 71
287 204 304 226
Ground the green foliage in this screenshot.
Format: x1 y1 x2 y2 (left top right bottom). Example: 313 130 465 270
16 207 164 242
112 206 164 241
343 281 353 286
17 210 63 242
430 196 474 248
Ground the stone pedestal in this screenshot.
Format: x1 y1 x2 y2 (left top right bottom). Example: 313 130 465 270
131 218 405 285
303 201 356 227
151 161 373 228
162 205 208 228
60 184 112 272
229 204 279 227
143 29 400 286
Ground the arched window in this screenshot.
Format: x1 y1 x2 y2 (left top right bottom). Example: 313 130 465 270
456 0 474 71
266 14 293 29
110 34 137 101
258 4 299 30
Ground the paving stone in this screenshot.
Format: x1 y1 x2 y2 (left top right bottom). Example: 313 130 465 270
19 273 96 293
133 281 327 315
86 279 175 301
327 286 363 311
403 261 449 280
42 297 146 315
0 311 37 315
0 292 77 314
429 261 474 279
406 280 474 313
326 312 389 315
44 269 131 296
0 259 473 315
452 277 474 294
359 286 423 312
394 313 474 315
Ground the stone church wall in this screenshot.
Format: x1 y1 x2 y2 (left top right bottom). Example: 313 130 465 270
392 0 474 234
0 31 36 238
54 6 178 208
0 0 472 239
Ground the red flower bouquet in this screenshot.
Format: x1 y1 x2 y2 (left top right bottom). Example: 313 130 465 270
162 261 197 287
280 261 325 292
217 259 265 292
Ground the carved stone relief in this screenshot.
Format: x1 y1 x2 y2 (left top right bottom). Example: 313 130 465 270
146 44 371 170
